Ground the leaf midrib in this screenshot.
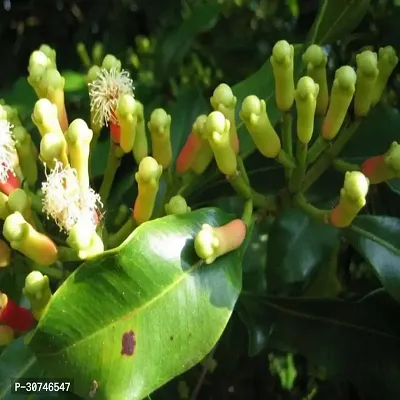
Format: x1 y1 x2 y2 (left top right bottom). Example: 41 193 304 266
37 259 203 357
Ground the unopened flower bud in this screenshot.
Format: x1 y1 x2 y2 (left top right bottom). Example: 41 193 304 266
40 132 69 169
194 219 246 264
361 141 400 184
204 111 237 176
371 46 399 106
176 132 203 174
165 195 191 215
0 239 11 267
302 44 329 115
92 42 104 66
7 188 33 225
239 95 281 157
270 40 295 111
27 50 51 97
3 212 58 265
0 291 34 332
295 76 319 144
210 83 239 153
148 108 172 169
330 171 369 228
32 98 63 137
65 119 93 190
0 192 10 220
2 105 22 127
23 271 52 320
39 44 57 68
13 126 38 187
102 54 121 71
354 51 379 117
322 66 357 140
0 325 14 346
115 94 138 153
74 232 104 260
76 42 91 69
132 101 149 164
190 115 214 175
133 156 162 225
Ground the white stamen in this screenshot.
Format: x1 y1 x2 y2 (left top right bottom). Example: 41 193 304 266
0 120 16 184
88 67 134 128
41 161 102 232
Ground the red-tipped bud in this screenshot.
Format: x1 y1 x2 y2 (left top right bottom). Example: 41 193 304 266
0 292 35 332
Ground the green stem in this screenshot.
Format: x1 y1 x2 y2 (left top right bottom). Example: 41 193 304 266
293 193 331 224
302 120 361 193
108 218 136 249
33 264 64 280
241 199 253 228
289 141 308 193
99 141 122 204
58 246 80 262
236 156 250 185
281 112 293 179
23 183 43 214
228 171 277 211
333 158 360 173
275 149 297 169
307 136 330 164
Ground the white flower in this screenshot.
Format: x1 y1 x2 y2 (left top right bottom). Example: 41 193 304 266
41 161 102 232
88 67 134 128
0 120 17 184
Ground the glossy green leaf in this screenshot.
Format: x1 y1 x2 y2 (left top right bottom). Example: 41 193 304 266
29 208 246 400
62 70 86 93
343 215 400 303
155 3 221 80
266 209 340 296
308 0 371 44
90 139 110 179
0 336 41 400
238 290 400 399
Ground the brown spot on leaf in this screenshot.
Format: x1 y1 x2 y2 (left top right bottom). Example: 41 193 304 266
89 380 99 398
121 330 136 356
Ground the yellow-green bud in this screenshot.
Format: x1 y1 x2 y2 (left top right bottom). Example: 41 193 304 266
204 111 237 176
87 65 101 83
22 271 52 320
239 95 281 157
0 105 7 120
148 108 172 169
322 66 357 140
0 192 10 220
75 232 104 260
92 42 104 66
210 83 239 153
133 156 163 225
65 119 93 190
7 188 32 224
40 132 69 169
194 219 247 264
13 126 38 187
371 46 399 106
132 101 149 164
330 171 369 228
190 115 214 175
3 212 58 266
354 51 379 117
76 42 91 69
0 239 11 267
102 54 121 71
165 196 191 215
2 105 22 127
32 98 63 137
66 219 97 252
295 76 319 144
302 44 329 116
115 94 138 153
270 40 295 111
39 44 57 68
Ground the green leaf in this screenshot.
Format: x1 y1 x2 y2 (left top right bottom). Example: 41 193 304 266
155 3 221 80
29 208 245 400
62 70 86 93
90 139 110 179
343 215 400 303
0 337 41 400
238 290 400 399
308 0 371 44
266 209 340 296
232 45 303 160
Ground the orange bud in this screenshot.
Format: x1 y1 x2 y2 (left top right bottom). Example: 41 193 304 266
176 133 203 174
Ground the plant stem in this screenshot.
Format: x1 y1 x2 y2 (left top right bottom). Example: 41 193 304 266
307 136 329 164
289 141 308 193
275 149 296 169
99 141 122 204
33 264 64 280
281 112 293 179
236 156 250 185
241 199 253 228
333 158 360 173
301 120 361 193
58 246 80 262
108 218 136 249
190 346 217 400
228 171 277 211
293 193 331 224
